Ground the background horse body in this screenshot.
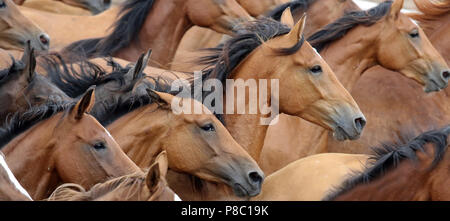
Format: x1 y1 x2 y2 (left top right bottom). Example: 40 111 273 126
59 0 251 69
0 152 31 201
0 89 140 200
327 126 450 201
260 0 449 174
252 153 369 201
47 151 177 201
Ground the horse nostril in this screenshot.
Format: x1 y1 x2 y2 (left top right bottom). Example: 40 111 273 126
353 117 366 133
442 71 450 81
104 0 111 7
248 171 263 185
39 34 49 46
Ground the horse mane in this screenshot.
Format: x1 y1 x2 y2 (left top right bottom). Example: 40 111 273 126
62 0 155 58
43 53 129 98
266 0 316 20
47 170 150 201
0 102 75 149
409 0 450 21
0 57 26 87
324 126 450 201
307 1 393 52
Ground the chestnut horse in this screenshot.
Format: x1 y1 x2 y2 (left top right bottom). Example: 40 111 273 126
193 14 364 161
0 151 32 201
44 53 264 201
23 0 251 67
0 0 50 52
260 0 449 174
326 126 450 201
47 151 177 201
172 0 359 72
0 88 140 200
326 0 450 155
16 0 111 15
252 152 369 201
0 45 71 126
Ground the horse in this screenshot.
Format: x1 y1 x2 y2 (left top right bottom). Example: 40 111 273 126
0 88 140 200
326 126 450 201
22 0 251 68
192 13 364 162
0 151 32 201
0 44 71 126
43 52 265 201
252 125 450 201
251 153 369 201
16 0 111 15
259 0 450 174
0 0 50 52
47 151 177 201
326 0 450 155
172 0 360 72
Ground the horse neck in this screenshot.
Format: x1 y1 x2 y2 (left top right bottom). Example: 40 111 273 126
1 117 62 200
221 62 274 161
335 160 435 201
320 25 380 90
107 104 170 168
115 0 193 68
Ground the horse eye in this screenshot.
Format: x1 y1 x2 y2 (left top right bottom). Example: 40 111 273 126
0 1 6 8
200 123 215 132
309 65 323 75
409 29 419 38
93 142 107 150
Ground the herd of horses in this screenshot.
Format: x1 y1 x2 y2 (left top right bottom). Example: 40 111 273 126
0 0 448 201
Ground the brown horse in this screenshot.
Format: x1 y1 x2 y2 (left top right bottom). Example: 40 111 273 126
172 0 359 72
326 0 450 155
47 151 176 201
16 0 111 15
23 0 251 68
0 88 140 200
0 45 71 126
0 151 32 201
43 52 264 200
0 0 50 52
326 126 450 201
194 14 364 161
260 0 449 174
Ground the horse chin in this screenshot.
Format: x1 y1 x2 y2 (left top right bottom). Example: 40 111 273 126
231 183 251 198
332 126 361 141
424 79 447 93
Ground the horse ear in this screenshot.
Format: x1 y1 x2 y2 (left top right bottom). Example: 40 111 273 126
130 49 152 80
146 162 161 193
280 7 294 28
20 41 36 83
388 0 403 20
154 151 168 178
146 88 173 106
286 13 306 43
71 86 96 120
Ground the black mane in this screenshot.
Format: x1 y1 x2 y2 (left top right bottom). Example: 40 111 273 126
266 0 316 21
43 54 129 98
307 1 393 52
0 102 75 149
63 0 155 58
324 126 450 200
